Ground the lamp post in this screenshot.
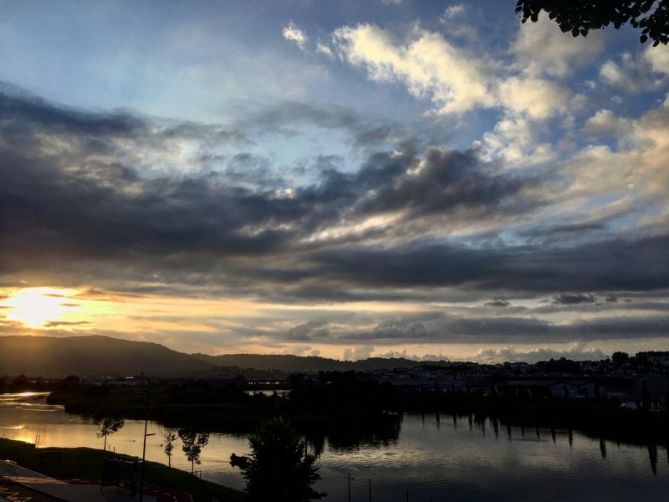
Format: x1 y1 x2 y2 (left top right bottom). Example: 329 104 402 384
138 379 154 502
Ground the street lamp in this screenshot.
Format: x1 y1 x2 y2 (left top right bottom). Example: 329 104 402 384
139 431 155 501
138 379 153 502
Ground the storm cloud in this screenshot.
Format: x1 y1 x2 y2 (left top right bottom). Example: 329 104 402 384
0 89 538 290
1 86 668 350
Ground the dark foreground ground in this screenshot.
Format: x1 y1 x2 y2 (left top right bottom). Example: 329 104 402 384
0 438 245 502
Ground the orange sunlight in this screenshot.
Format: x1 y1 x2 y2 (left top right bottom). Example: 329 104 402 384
1 287 80 328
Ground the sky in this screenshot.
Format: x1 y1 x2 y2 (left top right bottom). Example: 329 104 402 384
0 0 668 362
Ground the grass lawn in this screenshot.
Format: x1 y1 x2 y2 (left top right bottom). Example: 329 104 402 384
0 438 245 502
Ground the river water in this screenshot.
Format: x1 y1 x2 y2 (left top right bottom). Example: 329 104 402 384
1 392 668 501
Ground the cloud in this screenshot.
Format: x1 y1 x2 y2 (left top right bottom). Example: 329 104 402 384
284 320 331 341
0 88 540 295
443 5 465 20
349 148 534 221
584 109 633 137
511 12 604 78
231 100 398 148
600 60 637 91
1 85 668 356
311 233 669 294
344 312 669 345
644 45 669 75
282 21 308 50
474 343 607 364
485 299 511 308
498 77 569 120
331 24 494 114
553 293 596 305
343 345 375 360
598 52 665 93
316 42 333 57
320 18 581 171
476 113 555 165
325 16 584 124
569 96 669 204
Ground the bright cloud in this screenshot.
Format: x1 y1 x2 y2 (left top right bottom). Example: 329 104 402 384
282 21 308 49
443 5 465 20
511 12 604 78
645 45 669 75
332 24 495 114
498 77 569 120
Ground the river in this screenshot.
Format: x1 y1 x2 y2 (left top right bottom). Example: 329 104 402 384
1 392 668 501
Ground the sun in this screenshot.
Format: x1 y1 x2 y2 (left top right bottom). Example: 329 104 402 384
1 287 79 329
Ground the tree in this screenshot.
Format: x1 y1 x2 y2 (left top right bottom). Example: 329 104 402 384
233 418 324 502
162 429 177 467
61 375 80 390
515 0 669 45
178 430 209 475
97 417 124 452
611 351 630 366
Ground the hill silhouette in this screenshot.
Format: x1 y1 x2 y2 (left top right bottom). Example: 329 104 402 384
0 335 427 378
0 335 213 377
193 353 422 373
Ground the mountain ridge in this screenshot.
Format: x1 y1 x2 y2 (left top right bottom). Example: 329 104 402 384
0 335 431 378
192 352 424 373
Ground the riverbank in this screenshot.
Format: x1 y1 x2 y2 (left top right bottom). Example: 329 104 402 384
47 377 669 448
400 395 669 446
0 438 245 502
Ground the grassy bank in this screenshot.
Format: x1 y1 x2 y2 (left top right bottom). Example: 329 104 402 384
0 438 244 502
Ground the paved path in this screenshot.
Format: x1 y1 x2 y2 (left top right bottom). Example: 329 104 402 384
0 476 62 501
0 460 156 502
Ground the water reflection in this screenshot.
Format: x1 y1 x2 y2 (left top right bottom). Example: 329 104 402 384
649 444 658 476
2 393 669 500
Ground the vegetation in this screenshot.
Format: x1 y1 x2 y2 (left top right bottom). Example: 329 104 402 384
97 417 124 451
515 0 669 45
0 438 244 502
162 428 177 467
45 371 669 447
234 418 323 502
178 430 210 474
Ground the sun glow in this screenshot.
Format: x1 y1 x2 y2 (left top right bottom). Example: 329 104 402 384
1 287 79 329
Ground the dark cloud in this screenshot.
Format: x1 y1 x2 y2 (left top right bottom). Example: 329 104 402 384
485 298 511 307
342 313 669 344
284 320 332 341
1 85 668 338
529 222 606 237
0 88 537 291
553 293 597 305
231 101 396 147
310 234 669 293
44 320 90 328
354 126 392 146
352 148 533 220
